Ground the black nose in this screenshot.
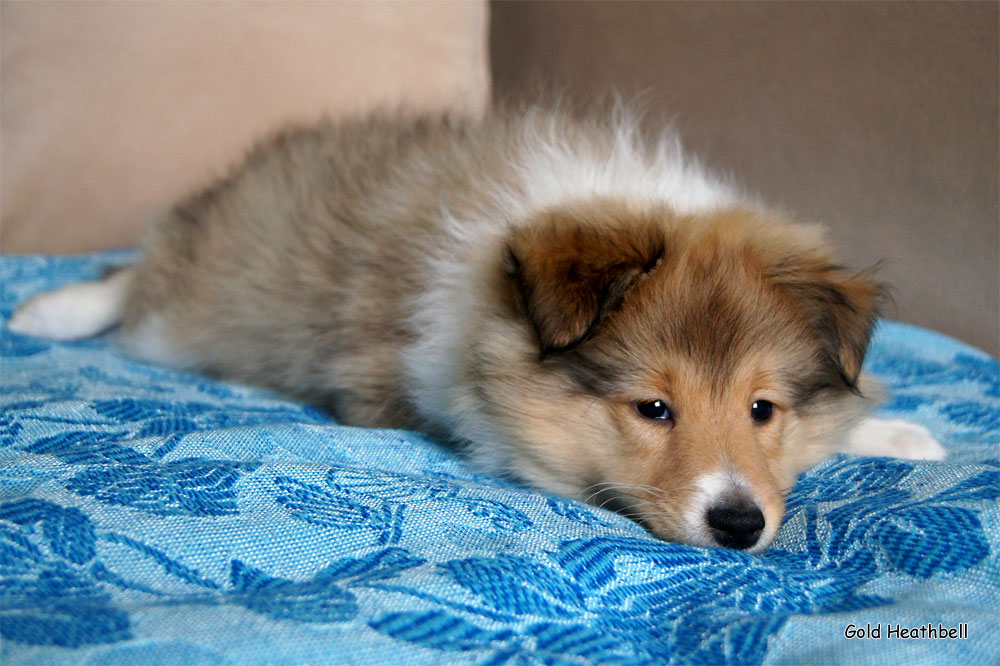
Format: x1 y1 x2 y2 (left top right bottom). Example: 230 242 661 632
706 500 765 550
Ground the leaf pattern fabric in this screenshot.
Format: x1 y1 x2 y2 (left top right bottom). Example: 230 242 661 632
1 252 997 664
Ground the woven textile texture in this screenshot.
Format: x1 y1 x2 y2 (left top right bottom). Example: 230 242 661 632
2 252 998 665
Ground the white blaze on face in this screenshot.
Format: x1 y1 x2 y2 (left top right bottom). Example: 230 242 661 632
684 469 772 552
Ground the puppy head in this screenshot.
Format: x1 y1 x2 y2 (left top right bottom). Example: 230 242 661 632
488 203 882 552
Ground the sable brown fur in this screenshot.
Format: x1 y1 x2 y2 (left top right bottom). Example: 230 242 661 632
505 203 666 355
13 106 942 552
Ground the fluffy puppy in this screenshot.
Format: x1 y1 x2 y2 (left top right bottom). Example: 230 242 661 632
10 107 946 552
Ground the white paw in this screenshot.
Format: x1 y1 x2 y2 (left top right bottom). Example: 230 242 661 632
844 417 948 461
8 279 124 340
10 290 76 339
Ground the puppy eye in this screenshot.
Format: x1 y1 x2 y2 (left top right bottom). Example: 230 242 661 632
636 399 672 421
751 400 774 424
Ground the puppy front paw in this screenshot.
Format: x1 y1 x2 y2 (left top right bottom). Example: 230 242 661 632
843 417 948 461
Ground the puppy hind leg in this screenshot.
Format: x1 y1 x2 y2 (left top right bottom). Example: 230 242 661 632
841 416 948 461
8 267 134 340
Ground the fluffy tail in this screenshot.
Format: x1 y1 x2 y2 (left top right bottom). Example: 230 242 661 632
8 268 134 340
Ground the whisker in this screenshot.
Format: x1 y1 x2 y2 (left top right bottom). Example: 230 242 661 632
586 480 668 494
597 495 620 511
582 481 671 502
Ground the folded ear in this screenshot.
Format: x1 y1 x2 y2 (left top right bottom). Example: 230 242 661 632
775 262 885 389
504 211 665 355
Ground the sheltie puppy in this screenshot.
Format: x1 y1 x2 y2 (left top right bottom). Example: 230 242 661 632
9 106 946 552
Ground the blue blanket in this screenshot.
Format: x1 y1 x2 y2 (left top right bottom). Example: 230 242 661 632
2 252 998 665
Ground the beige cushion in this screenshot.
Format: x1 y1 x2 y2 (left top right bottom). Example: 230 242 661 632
1 1 489 253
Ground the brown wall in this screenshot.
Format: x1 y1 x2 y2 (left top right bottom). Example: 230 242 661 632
491 1 999 356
